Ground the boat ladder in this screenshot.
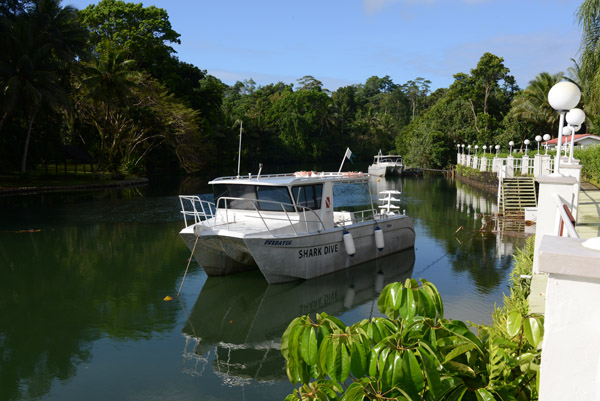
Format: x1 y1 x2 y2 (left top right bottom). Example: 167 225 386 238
379 190 402 216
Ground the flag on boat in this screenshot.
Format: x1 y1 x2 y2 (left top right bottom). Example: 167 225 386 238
344 148 354 164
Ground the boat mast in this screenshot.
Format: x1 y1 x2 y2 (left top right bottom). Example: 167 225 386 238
237 120 243 178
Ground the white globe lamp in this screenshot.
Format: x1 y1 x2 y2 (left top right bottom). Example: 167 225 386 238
548 81 581 173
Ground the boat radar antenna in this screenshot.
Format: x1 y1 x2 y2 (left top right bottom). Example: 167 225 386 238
236 120 243 178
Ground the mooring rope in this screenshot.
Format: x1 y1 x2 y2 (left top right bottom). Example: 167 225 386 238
177 235 199 297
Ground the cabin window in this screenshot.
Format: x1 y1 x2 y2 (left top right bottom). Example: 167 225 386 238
257 186 294 212
213 184 293 211
291 184 323 210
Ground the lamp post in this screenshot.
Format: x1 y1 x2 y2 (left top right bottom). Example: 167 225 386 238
461 144 465 154
495 145 500 156
467 144 471 156
548 81 581 174
562 126 571 157
535 135 542 154
524 139 530 155
543 134 551 155
483 145 487 156
509 141 514 155
474 145 479 155
566 108 586 164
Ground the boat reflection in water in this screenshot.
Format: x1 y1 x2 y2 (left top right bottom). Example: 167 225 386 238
181 248 415 386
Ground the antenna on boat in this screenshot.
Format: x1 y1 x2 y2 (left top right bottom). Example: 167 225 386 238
237 120 243 178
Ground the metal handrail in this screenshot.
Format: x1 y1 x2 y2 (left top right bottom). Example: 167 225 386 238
179 195 216 227
553 193 578 238
212 196 326 234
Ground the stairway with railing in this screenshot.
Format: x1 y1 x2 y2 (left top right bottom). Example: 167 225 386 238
499 177 537 217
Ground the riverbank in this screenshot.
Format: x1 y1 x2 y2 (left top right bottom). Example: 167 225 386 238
0 174 149 196
453 165 498 195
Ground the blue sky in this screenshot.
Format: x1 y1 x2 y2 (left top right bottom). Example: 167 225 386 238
66 0 582 91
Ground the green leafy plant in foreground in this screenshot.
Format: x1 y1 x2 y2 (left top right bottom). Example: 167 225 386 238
282 278 543 400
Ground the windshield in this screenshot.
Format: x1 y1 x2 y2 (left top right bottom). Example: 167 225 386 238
213 184 294 211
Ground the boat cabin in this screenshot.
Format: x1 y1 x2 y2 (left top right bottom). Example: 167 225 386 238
207 172 371 232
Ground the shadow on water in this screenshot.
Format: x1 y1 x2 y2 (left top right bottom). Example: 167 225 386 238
0 220 189 401
180 248 415 385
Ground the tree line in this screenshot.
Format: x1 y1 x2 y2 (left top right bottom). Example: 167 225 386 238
1 0 599 176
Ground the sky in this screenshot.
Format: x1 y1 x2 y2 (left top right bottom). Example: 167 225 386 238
65 0 583 92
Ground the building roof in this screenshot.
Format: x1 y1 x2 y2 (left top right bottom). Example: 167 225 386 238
543 134 600 146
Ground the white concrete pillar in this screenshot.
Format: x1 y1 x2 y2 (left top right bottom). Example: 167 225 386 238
479 156 487 172
521 155 530 175
532 175 578 274
538 236 600 401
540 155 552 176
533 154 542 177
506 156 514 178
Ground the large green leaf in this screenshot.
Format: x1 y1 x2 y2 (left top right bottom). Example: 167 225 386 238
420 351 441 399
523 316 543 349
506 311 522 338
350 340 368 378
475 388 496 401
421 279 444 318
443 342 477 364
327 338 351 383
444 361 476 378
400 350 424 399
301 326 318 365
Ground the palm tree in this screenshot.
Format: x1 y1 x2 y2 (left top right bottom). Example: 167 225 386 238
0 0 85 174
576 0 600 122
0 17 67 174
80 41 139 171
510 72 563 135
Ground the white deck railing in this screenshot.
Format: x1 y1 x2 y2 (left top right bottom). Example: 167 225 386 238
457 153 555 178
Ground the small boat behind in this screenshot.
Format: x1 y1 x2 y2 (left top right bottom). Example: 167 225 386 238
368 150 404 177
178 164 415 284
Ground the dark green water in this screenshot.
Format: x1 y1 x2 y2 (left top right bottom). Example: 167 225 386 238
0 175 526 401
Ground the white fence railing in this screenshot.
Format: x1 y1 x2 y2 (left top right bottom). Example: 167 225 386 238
457 153 555 178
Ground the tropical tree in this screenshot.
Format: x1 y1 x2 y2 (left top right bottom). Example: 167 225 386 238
0 0 86 174
79 41 140 171
509 72 563 139
79 0 180 75
576 0 600 129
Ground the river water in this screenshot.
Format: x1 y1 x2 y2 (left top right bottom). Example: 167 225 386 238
0 174 527 401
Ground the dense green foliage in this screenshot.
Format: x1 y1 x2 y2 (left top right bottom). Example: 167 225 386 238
282 238 541 400
575 145 600 185
1 0 599 176
282 279 542 400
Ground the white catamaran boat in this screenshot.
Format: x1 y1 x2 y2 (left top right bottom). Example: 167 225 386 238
178 156 415 284
368 150 404 177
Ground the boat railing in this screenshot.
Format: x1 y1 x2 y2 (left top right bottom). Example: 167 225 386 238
210 171 369 183
179 195 216 227
211 196 326 235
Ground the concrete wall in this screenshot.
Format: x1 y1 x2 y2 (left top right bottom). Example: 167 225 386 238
538 236 600 400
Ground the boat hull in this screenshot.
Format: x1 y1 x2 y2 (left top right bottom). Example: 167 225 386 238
180 228 257 276
368 164 403 177
245 215 415 283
